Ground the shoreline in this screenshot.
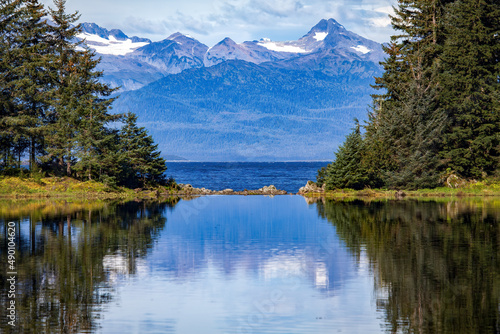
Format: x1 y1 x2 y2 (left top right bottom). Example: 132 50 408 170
1 177 500 200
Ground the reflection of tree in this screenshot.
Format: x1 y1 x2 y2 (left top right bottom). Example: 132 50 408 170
317 199 500 334
0 199 178 333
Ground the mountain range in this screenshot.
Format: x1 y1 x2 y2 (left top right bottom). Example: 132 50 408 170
78 18 385 161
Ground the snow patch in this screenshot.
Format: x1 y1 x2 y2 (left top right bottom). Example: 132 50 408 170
257 41 308 53
313 32 328 41
77 32 149 55
351 45 371 54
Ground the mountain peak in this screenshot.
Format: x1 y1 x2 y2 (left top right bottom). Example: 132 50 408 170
80 22 150 43
218 37 237 46
167 32 196 41
311 18 345 33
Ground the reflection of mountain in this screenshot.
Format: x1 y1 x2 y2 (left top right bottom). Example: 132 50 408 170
150 196 357 293
316 199 500 334
0 199 178 333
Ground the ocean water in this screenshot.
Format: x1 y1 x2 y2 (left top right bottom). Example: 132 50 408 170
165 161 329 193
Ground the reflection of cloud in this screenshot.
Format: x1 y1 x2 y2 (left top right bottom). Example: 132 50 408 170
261 253 307 280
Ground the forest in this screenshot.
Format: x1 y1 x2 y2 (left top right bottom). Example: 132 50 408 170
319 0 499 190
0 0 167 188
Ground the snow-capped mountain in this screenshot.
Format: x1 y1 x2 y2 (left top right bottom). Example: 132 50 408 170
75 18 385 160
79 18 384 92
78 23 151 56
132 32 208 74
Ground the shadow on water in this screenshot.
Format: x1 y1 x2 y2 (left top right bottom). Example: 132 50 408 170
0 198 179 334
314 198 500 334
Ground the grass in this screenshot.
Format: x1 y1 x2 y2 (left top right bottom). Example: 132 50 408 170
0 176 173 199
307 179 500 199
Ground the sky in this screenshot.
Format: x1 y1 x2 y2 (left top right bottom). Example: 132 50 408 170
40 0 398 46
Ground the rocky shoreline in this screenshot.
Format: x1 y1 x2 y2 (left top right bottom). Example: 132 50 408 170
173 181 328 196
175 184 289 195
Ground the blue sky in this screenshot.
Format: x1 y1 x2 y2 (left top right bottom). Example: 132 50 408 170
40 0 398 46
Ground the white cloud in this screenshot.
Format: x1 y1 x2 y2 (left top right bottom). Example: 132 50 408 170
369 16 392 27
374 6 395 15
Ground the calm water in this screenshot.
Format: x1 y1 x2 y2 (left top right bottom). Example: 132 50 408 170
165 162 329 192
0 197 499 333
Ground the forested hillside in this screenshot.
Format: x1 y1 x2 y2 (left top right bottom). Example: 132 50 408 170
114 59 381 161
319 0 499 189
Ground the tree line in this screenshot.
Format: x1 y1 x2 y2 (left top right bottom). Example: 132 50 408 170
0 0 167 188
319 0 499 190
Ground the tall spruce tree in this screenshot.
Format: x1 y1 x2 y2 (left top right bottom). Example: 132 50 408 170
364 0 449 187
440 0 500 178
70 54 119 181
381 84 445 189
42 0 82 176
9 0 52 172
0 0 24 171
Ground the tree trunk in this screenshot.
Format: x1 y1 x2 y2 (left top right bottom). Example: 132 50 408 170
30 137 35 171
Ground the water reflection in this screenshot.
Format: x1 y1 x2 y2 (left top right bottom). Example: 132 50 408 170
1 197 499 334
316 198 500 334
0 199 178 334
100 196 368 334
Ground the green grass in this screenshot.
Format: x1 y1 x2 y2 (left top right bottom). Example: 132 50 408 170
0 176 174 199
309 179 500 199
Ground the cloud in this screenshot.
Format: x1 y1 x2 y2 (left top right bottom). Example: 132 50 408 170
124 17 168 36
369 16 392 28
40 0 398 45
164 12 216 35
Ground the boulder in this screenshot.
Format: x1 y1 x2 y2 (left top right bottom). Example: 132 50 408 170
298 181 323 194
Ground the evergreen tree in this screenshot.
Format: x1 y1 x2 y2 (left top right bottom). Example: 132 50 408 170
362 0 449 188
0 0 24 171
440 0 500 178
42 0 82 176
70 55 119 181
381 84 445 189
119 112 167 188
325 123 370 190
8 0 52 172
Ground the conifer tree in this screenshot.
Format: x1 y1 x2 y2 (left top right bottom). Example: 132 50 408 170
364 0 449 187
0 0 24 170
42 0 83 175
381 84 445 189
325 123 370 190
9 0 52 172
70 55 119 181
119 112 167 188
440 0 500 178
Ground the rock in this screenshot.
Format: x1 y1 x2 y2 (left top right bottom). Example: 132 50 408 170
446 174 465 188
173 184 287 196
298 181 323 194
259 185 277 193
395 190 406 199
